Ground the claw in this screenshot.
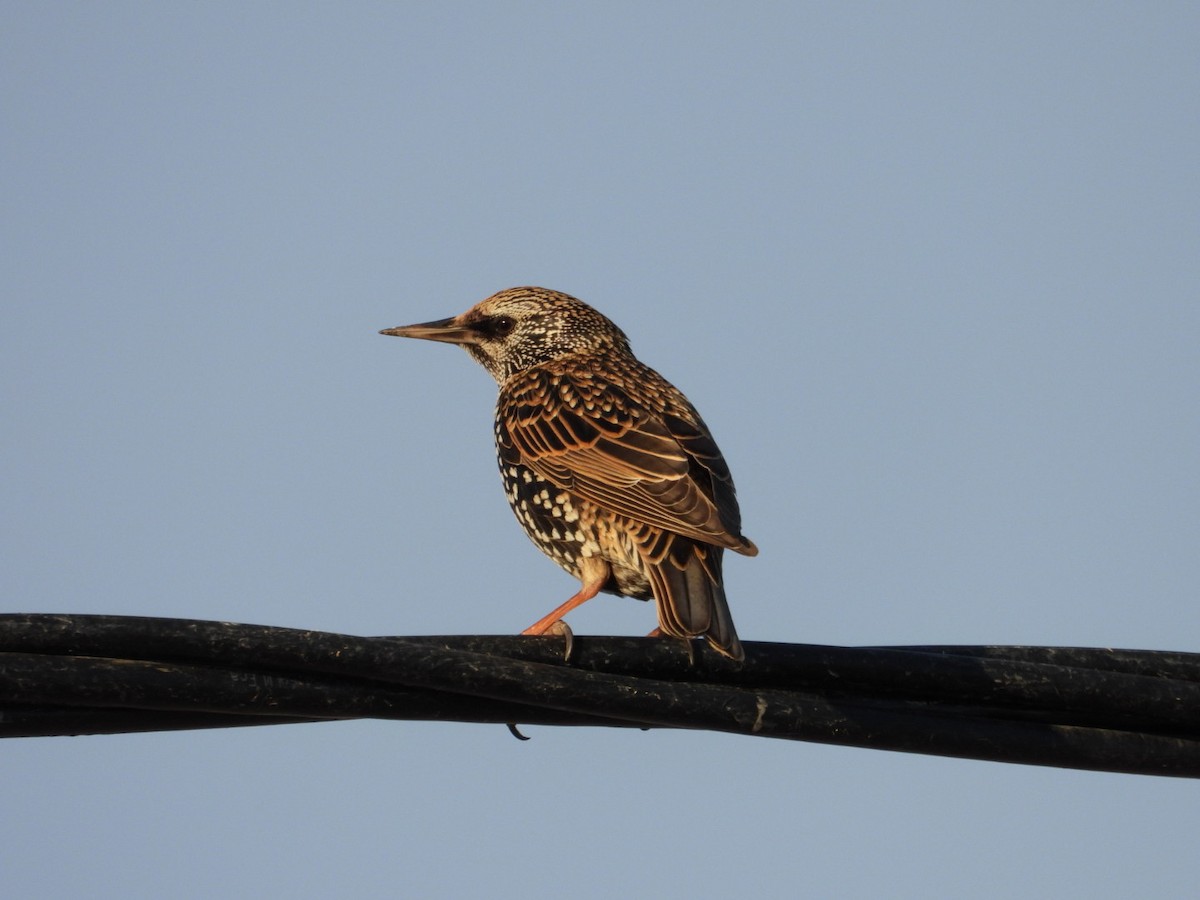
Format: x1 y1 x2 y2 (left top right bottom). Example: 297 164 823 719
546 619 574 662
506 723 531 741
646 627 695 664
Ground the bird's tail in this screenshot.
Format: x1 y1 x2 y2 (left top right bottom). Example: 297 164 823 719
647 543 745 661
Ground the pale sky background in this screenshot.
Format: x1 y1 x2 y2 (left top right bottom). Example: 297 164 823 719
3 4 1198 897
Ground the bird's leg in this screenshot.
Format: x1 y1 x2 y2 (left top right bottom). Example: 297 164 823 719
520 578 605 634
521 562 609 661
523 585 600 633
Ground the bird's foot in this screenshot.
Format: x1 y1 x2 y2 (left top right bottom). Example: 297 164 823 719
646 627 695 664
522 618 574 662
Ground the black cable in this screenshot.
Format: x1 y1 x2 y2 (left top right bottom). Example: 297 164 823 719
1 614 1197 778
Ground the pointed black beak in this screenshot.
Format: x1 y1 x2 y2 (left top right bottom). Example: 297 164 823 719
379 316 477 344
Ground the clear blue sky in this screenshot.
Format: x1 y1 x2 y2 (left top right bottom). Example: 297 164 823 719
3 4 1198 897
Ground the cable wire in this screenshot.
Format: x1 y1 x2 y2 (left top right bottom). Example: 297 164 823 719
1 614 1197 777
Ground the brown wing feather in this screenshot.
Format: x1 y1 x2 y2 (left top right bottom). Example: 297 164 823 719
499 365 757 555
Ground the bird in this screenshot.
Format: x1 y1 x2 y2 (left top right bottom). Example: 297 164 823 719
380 287 757 660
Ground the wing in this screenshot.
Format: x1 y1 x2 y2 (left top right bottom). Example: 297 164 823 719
497 364 757 556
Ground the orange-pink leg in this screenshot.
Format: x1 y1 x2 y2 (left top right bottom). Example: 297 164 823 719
521 576 607 635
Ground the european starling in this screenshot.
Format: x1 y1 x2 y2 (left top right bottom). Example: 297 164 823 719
380 287 757 660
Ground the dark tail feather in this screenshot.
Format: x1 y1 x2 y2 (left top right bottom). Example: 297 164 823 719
648 544 745 662
703 574 744 662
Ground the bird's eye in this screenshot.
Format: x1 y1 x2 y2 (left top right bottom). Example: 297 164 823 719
490 316 516 337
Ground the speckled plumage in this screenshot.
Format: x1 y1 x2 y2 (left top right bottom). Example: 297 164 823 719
381 287 756 660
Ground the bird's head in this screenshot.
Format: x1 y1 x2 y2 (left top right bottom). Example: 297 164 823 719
380 287 630 383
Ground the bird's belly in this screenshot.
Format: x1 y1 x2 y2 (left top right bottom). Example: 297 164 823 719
500 463 652 600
